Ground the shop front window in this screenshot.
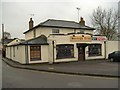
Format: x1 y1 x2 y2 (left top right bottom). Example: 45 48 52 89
88 44 102 56
56 44 74 59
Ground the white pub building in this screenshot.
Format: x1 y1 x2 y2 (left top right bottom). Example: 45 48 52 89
6 17 116 64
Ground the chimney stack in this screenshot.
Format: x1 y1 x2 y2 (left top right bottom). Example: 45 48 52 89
29 18 34 29
79 17 85 26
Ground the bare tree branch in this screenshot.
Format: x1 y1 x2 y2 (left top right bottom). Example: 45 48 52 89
91 7 118 40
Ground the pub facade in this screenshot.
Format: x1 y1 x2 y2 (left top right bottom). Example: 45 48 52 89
5 18 108 64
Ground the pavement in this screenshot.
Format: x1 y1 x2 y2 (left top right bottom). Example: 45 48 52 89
2 57 120 78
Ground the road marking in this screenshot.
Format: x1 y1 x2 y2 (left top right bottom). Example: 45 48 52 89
68 82 83 87
86 76 118 80
48 67 54 70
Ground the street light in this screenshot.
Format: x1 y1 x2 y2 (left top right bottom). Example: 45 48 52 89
76 7 80 22
2 24 5 57
2 24 4 45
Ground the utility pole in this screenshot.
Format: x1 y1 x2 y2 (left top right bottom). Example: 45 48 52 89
2 24 5 57
76 7 80 22
2 24 4 45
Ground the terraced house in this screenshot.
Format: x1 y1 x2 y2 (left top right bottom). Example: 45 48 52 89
6 17 108 64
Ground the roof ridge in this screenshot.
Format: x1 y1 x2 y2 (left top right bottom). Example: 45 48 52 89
46 19 78 23
22 35 42 42
19 35 47 45
39 19 50 25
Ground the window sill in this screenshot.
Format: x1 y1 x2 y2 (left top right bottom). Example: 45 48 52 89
30 58 41 61
88 55 102 57
56 57 75 60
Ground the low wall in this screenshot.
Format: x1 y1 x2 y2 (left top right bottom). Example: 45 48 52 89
106 41 120 59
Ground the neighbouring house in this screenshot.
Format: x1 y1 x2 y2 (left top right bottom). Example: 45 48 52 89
2 38 25 57
3 32 11 39
2 38 15 57
7 38 25 46
6 17 118 64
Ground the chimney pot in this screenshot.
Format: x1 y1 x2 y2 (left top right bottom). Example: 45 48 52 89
79 17 85 26
29 18 34 29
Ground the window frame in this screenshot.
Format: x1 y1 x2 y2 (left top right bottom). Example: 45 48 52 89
30 46 41 61
56 44 74 59
52 28 60 33
88 44 102 57
80 30 84 33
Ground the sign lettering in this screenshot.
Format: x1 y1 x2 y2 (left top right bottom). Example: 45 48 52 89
70 35 92 42
92 37 107 41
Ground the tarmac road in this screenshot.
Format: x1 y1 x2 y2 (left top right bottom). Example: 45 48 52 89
2 59 118 88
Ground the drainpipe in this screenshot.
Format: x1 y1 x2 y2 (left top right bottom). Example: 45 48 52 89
74 29 76 33
25 45 29 64
2 24 4 57
52 41 55 64
104 41 106 60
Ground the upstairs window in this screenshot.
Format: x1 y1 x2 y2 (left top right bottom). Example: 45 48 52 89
80 30 84 33
52 28 59 33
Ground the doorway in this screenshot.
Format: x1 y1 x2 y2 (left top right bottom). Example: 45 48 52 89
78 46 85 61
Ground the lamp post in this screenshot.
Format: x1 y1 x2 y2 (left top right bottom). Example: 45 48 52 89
76 7 80 22
2 24 4 46
2 24 5 57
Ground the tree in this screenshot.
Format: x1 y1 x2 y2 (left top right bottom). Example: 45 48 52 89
91 7 118 40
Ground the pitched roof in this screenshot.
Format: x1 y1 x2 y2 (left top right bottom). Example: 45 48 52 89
7 38 25 46
7 35 49 46
24 19 95 34
2 39 15 45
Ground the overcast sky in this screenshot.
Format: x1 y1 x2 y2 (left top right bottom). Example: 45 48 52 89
0 0 119 39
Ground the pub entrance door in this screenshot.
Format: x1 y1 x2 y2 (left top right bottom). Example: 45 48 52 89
78 46 85 61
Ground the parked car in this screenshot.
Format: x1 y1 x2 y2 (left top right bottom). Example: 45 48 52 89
108 51 120 62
